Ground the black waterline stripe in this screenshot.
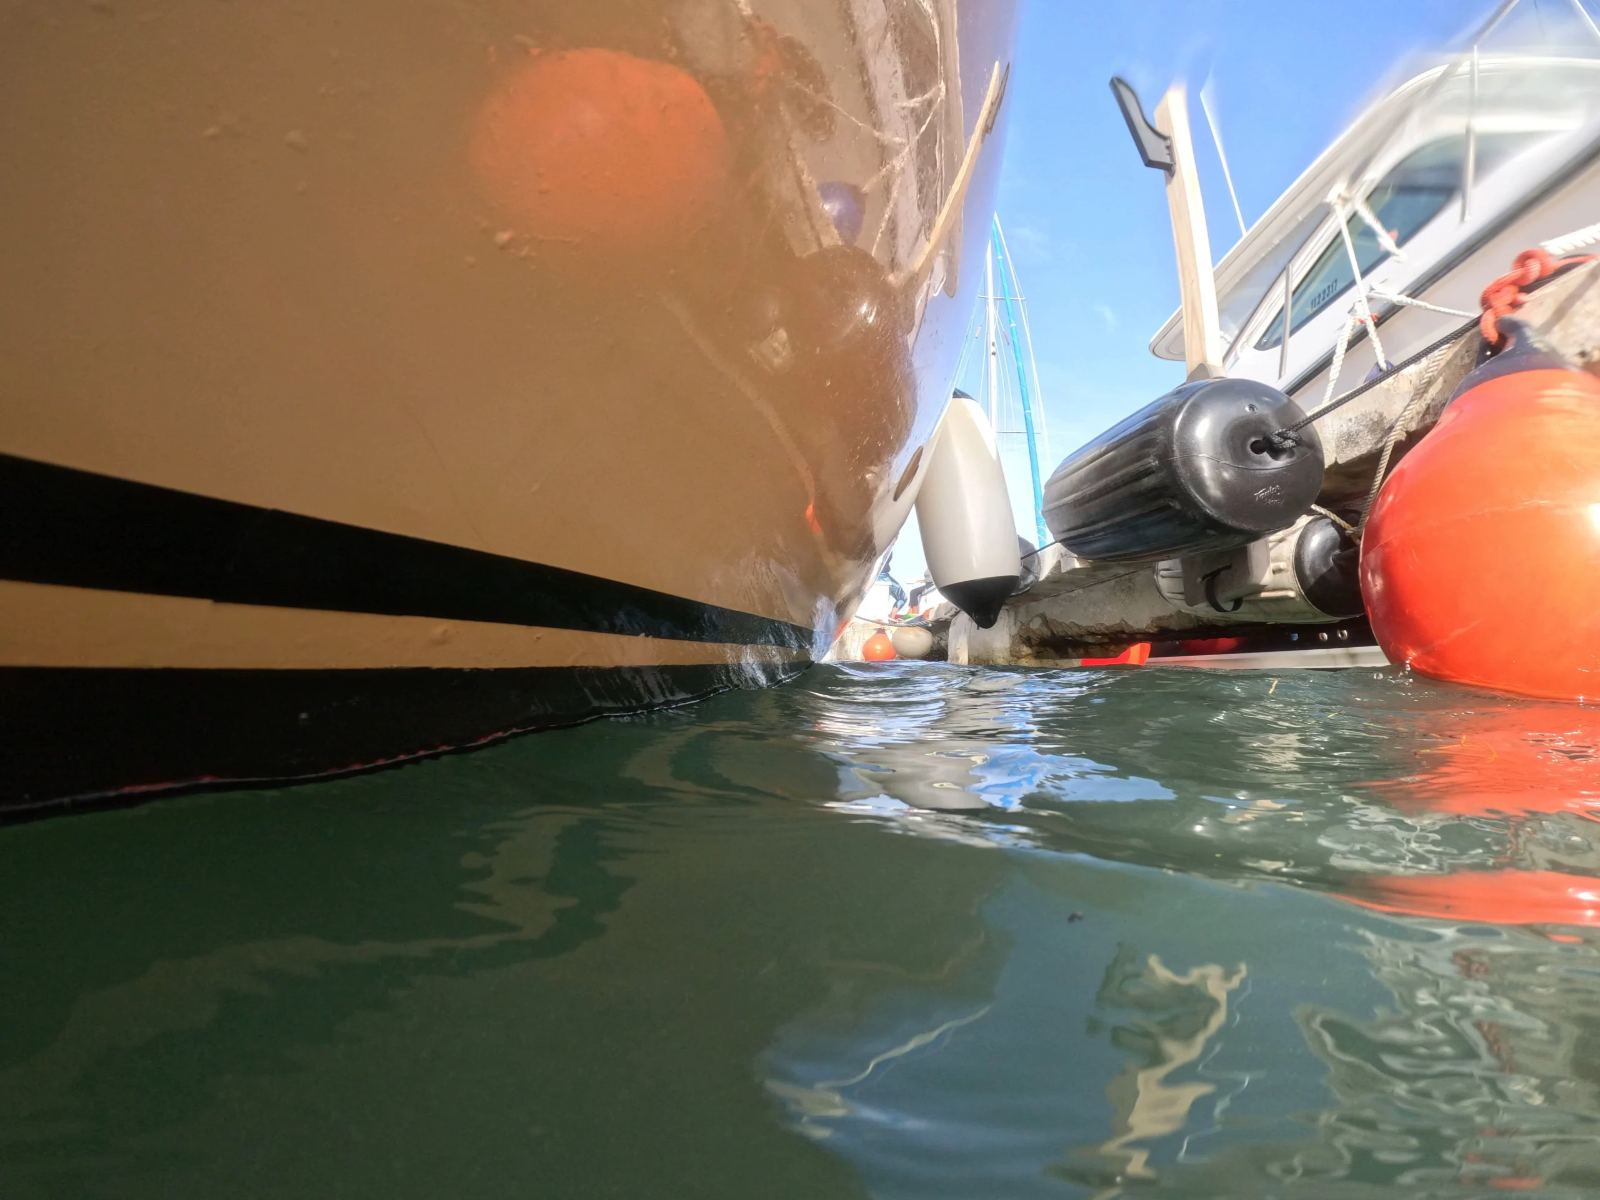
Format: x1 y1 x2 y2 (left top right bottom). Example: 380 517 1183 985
0 453 812 650
0 660 808 819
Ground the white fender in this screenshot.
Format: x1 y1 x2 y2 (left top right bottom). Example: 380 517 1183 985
890 625 935 659
914 392 1021 628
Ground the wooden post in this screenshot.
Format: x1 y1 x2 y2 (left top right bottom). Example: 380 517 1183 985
1154 84 1224 379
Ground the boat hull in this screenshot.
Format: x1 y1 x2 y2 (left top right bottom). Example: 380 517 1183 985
0 0 1018 814
2 661 806 817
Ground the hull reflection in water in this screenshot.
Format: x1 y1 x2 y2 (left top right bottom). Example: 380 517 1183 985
0 0 1017 817
8 664 1600 1196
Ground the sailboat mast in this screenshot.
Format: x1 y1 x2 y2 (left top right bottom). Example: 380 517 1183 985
995 218 1051 467
992 218 1049 548
985 241 1000 427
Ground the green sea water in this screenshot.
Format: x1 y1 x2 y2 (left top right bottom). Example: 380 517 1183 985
6 662 1600 1198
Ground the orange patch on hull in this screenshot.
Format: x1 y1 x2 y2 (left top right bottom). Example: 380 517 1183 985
471 48 729 252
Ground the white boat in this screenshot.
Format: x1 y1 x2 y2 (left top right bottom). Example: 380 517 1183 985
1156 9 1600 404
1032 1 1600 666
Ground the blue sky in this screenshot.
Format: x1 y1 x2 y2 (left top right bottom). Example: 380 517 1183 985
890 0 1527 585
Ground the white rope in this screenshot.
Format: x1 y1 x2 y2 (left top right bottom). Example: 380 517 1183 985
1352 195 1404 260
1357 344 1457 531
1367 289 1476 319
1318 309 1360 415
1334 209 1389 370
1300 207 1599 410
1541 220 1600 257
1336 218 1600 337
1310 503 1356 534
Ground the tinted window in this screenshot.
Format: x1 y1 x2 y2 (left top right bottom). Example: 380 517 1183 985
1255 133 1529 351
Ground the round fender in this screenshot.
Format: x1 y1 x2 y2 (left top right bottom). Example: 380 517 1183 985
1361 319 1600 701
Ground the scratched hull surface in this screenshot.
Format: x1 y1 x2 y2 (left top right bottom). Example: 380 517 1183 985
0 0 1017 814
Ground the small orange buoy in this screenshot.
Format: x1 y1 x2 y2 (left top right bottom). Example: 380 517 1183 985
1361 317 1600 701
861 630 897 661
470 48 728 252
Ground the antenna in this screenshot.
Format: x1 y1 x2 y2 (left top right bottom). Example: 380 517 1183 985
984 245 1000 427
1199 79 1248 240
1571 0 1600 43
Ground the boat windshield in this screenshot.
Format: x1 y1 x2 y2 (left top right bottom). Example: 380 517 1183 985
1255 132 1534 351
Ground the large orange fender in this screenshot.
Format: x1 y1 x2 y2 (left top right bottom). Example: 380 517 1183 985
1361 319 1600 701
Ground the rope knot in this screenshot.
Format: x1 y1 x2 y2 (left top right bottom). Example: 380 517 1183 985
1264 428 1302 452
1480 247 1594 345
1512 247 1556 286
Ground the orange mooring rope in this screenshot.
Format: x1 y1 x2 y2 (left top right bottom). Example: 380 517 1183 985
1479 247 1597 344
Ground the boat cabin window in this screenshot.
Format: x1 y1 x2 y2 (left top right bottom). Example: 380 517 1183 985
1255 132 1531 351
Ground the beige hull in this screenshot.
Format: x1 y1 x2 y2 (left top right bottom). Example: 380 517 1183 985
0 0 1018 814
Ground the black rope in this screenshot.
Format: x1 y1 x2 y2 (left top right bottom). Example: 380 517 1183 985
1020 536 1064 560
1268 257 1596 448
1265 317 1480 450
1037 566 1148 600
1013 538 1154 602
